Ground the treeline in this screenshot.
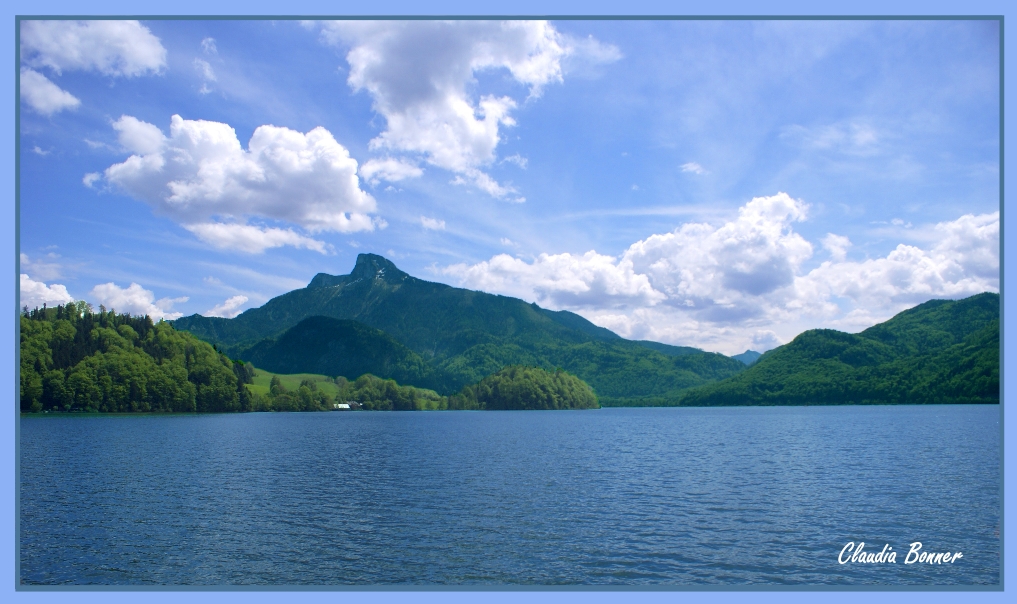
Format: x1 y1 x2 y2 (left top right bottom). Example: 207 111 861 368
250 367 597 411
449 365 599 410
243 374 446 412
20 306 599 414
20 303 253 413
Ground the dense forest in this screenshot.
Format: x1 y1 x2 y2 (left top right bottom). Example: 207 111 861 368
20 302 252 413
20 304 599 413
449 365 599 410
676 293 999 406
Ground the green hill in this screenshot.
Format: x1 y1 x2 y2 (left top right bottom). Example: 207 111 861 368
20 303 251 413
174 253 746 402
677 293 999 406
450 365 599 410
238 316 450 392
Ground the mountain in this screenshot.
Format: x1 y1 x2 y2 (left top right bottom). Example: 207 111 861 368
731 350 762 365
174 254 746 401
677 293 999 406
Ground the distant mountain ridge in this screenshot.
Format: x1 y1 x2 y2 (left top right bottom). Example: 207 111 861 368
174 255 998 406
731 350 762 365
174 254 746 400
677 293 999 406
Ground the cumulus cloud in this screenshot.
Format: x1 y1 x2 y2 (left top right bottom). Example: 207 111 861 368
624 193 813 318
102 114 379 252
184 223 332 254
20 274 74 309
360 157 423 185
440 193 998 354
201 37 217 54
312 21 617 199
444 251 665 309
205 295 248 318
803 212 999 314
112 114 165 155
20 67 80 115
420 216 446 230
21 20 166 77
89 282 186 320
821 233 851 261
83 172 101 188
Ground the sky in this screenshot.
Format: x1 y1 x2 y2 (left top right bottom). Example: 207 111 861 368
17 18 1000 355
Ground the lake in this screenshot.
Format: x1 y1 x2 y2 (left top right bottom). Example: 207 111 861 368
19 405 1000 586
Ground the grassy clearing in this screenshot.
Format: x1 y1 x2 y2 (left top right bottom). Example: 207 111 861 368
248 368 340 397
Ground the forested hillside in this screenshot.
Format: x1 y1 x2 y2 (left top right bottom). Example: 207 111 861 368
174 253 746 402
677 293 999 406
20 303 252 413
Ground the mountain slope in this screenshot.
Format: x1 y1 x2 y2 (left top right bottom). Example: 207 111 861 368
174 254 746 400
677 293 999 406
238 317 450 392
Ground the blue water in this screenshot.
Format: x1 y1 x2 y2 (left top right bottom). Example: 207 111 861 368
19 405 1000 585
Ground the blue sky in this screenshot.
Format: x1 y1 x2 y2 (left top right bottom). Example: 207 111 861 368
18 18 1000 354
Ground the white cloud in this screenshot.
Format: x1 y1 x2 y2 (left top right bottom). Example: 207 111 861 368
184 223 332 255
360 157 423 185
20 274 74 309
780 121 880 156
21 20 166 77
32 146 50 156
201 37 217 54
112 114 165 155
89 282 186 320
624 193 813 316
803 212 999 313
204 295 248 318
751 330 783 351
439 194 998 355
193 58 216 94
82 172 101 188
20 253 63 281
313 21 615 199
561 33 623 75
103 115 379 252
502 154 528 169
821 233 851 261
680 162 706 175
20 67 80 115
443 251 665 310
420 216 446 230
194 58 216 81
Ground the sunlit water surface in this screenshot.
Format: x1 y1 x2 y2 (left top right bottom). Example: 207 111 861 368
20 405 1000 585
